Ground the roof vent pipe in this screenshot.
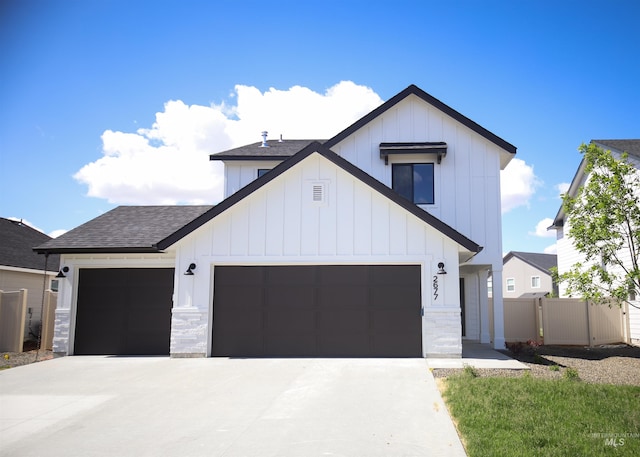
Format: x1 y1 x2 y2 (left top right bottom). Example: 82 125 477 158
260 131 269 147
279 134 283 143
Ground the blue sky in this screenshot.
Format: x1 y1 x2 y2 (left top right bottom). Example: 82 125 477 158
1 0 638 255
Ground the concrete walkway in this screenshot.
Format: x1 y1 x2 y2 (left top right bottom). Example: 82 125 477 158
0 357 467 457
426 342 529 369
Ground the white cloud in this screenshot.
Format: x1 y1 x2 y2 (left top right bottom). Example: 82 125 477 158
530 217 555 238
556 182 570 197
544 244 557 255
48 229 67 239
74 81 383 205
500 158 540 213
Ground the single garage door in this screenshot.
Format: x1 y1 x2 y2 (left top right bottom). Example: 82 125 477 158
212 265 421 357
74 268 174 355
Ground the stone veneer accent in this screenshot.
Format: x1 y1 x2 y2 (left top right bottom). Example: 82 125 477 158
424 307 462 357
170 307 208 356
52 308 71 355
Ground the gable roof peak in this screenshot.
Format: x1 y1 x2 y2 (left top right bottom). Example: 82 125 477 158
324 83 516 160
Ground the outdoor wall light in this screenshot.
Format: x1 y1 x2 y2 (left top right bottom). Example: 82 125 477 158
437 262 447 275
184 263 197 276
56 266 69 278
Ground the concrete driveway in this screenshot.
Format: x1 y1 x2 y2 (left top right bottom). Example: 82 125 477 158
0 357 466 457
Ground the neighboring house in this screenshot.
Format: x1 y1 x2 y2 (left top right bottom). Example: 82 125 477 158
550 139 640 344
35 84 517 358
0 217 60 342
502 251 558 298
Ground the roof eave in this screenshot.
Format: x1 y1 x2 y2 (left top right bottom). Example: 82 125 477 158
33 246 163 255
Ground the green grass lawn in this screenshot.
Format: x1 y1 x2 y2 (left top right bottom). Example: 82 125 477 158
441 371 640 456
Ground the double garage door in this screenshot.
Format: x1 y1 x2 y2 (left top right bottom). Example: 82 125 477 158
212 265 422 357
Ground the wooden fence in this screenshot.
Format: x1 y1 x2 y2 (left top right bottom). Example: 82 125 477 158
492 297 629 346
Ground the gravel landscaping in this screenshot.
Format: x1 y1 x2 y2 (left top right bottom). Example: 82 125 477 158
433 344 640 385
1 341 53 370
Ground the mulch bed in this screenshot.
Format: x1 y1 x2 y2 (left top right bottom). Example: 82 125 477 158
432 344 640 385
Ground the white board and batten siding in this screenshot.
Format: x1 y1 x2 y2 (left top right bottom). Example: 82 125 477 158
330 94 505 268
173 151 464 357
224 161 283 197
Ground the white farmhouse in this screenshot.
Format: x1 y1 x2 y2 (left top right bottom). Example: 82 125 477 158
36 85 516 357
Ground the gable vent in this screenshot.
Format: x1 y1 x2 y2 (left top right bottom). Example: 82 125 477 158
308 181 328 205
312 184 324 202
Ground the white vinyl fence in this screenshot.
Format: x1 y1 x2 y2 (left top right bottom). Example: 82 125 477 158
491 297 629 346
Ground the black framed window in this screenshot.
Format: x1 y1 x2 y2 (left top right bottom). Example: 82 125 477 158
257 169 271 178
392 163 434 204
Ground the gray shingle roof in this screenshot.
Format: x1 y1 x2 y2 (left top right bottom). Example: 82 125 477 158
0 218 60 271
504 251 557 274
34 206 213 254
592 139 640 159
210 139 324 160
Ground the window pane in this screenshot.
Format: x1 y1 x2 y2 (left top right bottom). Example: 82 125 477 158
531 276 540 288
257 169 270 178
392 164 413 201
413 164 434 204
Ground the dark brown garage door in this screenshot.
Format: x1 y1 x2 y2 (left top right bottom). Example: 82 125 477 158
212 265 421 357
74 268 174 355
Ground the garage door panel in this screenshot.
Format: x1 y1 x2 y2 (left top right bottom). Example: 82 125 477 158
371 286 421 310
216 266 265 285
371 265 420 285
319 309 368 333
216 330 265 356
266 287 315 309
371 335 422 357
267 266 316 285
265 335 317 356
319 334 370 356
266 309 316 334
372 309 421 334
319 286 367 308
319 265 369 285
215 286 263 309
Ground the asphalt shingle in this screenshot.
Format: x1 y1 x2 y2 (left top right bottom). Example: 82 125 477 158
34 206 213 253
0 218 60 271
